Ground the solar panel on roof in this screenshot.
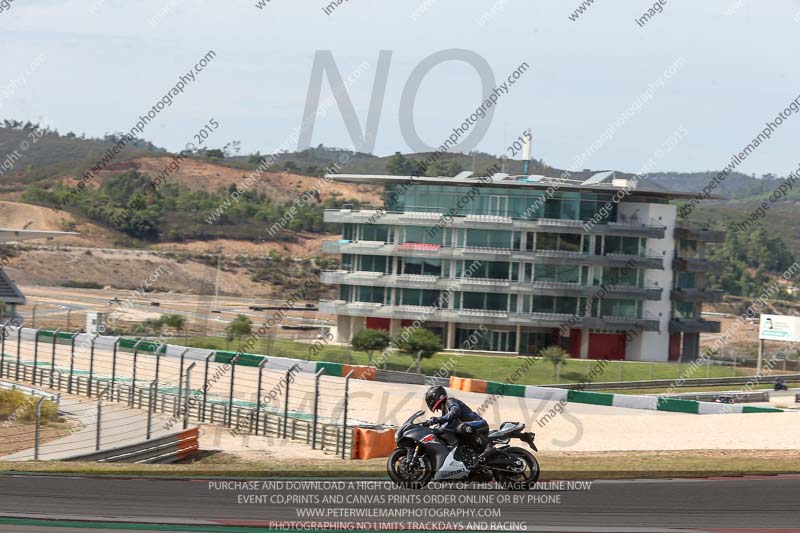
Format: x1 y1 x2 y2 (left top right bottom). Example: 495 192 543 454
581 170 615 186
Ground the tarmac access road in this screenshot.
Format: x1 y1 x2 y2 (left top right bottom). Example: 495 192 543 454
1 473 799 532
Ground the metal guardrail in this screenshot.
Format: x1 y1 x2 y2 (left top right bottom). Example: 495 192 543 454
665 391 770 403
65 428 199 463
547 374 800 391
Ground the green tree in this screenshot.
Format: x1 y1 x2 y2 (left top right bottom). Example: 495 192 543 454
394 327 442 359
386 152 419 175
225 314 252 343
162 314 186 335
351 328 391 366
426 159 463 177
539 345 568 378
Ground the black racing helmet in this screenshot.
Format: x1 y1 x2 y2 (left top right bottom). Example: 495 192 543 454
425 385 447 412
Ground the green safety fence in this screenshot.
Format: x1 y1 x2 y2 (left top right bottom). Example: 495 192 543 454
485 380 526 398
213 350 266 367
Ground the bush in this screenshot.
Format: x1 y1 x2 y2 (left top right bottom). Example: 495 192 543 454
0 390 60 424
62 280 103 289
393 328 443 359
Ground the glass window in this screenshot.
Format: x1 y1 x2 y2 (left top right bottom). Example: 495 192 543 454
357 286 385 304
359 255 387 273
400 257 441 276
544 199 561 219
560 234 581 253
602 298 638 318
561 199 579 220
555 297 578 315
361 224 388 242
466 229 512 249
536 233 558 251
603 267 639 287
531 295 555 313
675 272 695 289
674 301 698 319
534 264 557 282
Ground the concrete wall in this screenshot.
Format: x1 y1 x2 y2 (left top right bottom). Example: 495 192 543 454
624 202 676 361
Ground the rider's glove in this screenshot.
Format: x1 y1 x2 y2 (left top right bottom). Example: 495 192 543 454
428 417 442 426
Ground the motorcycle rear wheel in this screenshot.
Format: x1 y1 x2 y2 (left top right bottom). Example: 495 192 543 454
387 447 433 489
492 446 540 490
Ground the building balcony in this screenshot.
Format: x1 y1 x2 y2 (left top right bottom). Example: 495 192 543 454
318 300 661 331
321 270 663 300
671 288 724 303
323 209 667 238
672 256 717 273
322 240 665 270
675 225 725 243
669 318 722 334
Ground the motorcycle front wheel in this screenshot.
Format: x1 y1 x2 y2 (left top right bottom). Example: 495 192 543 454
387 447 433 489
492 446 540 490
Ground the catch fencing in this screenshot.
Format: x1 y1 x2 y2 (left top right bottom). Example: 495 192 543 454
0 326 354 458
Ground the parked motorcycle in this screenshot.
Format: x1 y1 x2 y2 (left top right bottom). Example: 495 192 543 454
387 410 540 490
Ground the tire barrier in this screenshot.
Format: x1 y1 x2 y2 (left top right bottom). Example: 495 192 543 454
350 427 397 460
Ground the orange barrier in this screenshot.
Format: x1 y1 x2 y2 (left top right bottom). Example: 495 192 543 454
448 376 487 393
177 427 200 461
351 427 397 460
460 378 488 394
343 365 376 380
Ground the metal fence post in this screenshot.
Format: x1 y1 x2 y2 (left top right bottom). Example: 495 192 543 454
202 351 214 422
96 386 107 451
31 329 41 385
153 344 166 413
282 365 297 439
110 337 120 394
184 362 196 430
311 368 325 450
342 370 354 459
227 355 240 428
34 396 45 460
0 323 6 378
68 332 80 394
15 326 22 381
176 348 188 417
129 339 143 407
147 380 157 440
49 329 61 388
87 335 98 398
254 358 268 435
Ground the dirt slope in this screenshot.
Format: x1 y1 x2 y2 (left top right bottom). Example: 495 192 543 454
0 200 115 247
101 157 382 205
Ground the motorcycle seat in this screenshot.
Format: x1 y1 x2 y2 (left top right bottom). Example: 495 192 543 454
488 421 525 439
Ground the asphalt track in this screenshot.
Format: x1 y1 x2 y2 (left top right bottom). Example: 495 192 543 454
1 474 799 532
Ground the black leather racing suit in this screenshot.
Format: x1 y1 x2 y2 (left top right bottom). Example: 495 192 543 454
436 398 489 450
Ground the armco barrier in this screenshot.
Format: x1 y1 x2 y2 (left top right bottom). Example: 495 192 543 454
351 427 397 460
65 427 199 463
519 381 784 414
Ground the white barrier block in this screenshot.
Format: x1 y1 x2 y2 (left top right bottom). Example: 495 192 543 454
612 394 659 411
525 386 568 402
698 401 742 414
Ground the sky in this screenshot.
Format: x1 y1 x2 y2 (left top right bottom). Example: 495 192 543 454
1 0 799 177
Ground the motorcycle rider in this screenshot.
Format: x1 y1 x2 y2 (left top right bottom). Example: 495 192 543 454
423 385 490 455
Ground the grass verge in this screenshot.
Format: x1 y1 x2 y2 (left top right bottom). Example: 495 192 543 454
175 336 758 386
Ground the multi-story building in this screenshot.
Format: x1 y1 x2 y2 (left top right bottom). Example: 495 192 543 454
319 171 723 361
